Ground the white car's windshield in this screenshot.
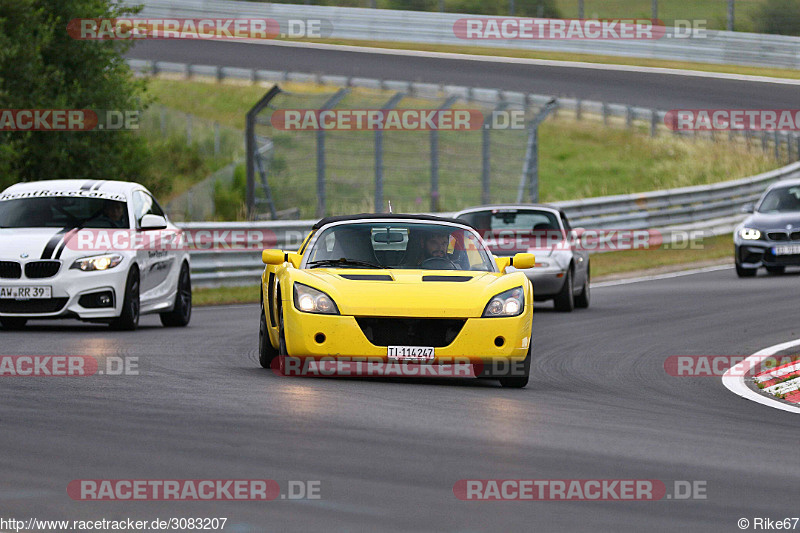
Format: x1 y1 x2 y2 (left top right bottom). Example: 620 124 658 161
758 186 800 214
0 196 129 229
305 222 495 271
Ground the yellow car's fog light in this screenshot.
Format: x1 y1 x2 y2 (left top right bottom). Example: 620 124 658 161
293 282 340 315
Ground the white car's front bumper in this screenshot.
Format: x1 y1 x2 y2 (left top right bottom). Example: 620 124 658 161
0 258 131 319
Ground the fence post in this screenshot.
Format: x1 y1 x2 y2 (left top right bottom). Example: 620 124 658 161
602 102 609 126
626 105 633 129
762 130 769 152
315 88 350 218
517 98 558 203
430 95 458 212
482 103 509 205
576 99 582 121
774 131 780 160
375 92 405 213
246 86 282 219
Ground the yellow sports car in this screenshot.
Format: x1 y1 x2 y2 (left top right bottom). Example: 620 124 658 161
258 214 535 387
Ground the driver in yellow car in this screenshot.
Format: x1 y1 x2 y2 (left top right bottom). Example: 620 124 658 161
422 232 449 260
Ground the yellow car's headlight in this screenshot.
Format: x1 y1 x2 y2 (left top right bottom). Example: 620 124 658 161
739 228 762 240
70 254 123 272
293 282 339 315
483 286 524 317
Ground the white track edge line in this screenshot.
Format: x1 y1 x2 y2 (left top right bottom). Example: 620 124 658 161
722 338 800 414
591 264 732 288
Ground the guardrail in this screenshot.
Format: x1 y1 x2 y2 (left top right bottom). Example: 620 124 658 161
133 0 800 69
183 161 800 287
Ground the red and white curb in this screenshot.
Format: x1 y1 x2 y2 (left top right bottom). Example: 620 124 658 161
722 338 800 414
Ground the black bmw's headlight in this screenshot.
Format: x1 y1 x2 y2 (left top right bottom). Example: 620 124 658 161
483 287 524 317
293 283 339 315
739 227 762 240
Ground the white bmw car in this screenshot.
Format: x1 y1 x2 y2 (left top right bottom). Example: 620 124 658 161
0 180 191 330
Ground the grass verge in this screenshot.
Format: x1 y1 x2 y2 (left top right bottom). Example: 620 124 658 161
147 79 780 218
192 233 734 305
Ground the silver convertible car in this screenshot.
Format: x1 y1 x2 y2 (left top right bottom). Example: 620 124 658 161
454 205 589 312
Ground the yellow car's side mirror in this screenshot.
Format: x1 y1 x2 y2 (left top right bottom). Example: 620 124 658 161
511 253 536 270
262 249 285 265
495 256 511 272
286 252 302 268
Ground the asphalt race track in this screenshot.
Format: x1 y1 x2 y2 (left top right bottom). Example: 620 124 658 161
127 39 800 110
2 268 799 532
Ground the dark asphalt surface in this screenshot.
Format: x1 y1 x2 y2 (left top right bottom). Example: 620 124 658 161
126 40 800 109
2 267 799 532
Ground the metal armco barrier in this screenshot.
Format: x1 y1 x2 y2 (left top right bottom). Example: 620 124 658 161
182 161 800 287
132 0 800 69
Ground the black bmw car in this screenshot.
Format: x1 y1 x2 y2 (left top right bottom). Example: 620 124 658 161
734 178 800 277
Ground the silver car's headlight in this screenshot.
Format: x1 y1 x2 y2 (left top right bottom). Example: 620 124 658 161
483 286 524 317
739 228 762 240
70 254 123 272
293 282 339 315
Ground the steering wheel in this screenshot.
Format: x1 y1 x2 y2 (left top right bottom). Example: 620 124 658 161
421 257 458 270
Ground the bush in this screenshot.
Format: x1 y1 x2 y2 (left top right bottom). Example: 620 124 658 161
751 0 800 36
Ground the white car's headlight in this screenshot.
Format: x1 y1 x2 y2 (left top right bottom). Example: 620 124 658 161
483 286 524 317
70 254 123 272
293 283 339 315
739 228 762 240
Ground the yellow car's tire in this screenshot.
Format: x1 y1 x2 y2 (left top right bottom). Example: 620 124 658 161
258 301 278 369
277 308 289 376
498 343 531 389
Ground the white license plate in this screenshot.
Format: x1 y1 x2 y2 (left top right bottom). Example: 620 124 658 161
773 245 800 255
387 346 435 361
0 286 52 299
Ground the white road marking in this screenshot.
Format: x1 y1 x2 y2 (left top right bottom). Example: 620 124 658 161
591 264 732 288
722 338 800 414
236 39 800 86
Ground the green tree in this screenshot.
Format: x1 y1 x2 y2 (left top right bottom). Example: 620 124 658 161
0 0 153 191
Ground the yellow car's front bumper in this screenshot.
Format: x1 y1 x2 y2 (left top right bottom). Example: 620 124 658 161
281 304 531 365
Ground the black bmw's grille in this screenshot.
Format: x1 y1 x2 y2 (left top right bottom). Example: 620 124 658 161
767 231 800 242
0 298 68 314
356 317 466 348
767 232 789 241
0 261 22 279
24 260 61 279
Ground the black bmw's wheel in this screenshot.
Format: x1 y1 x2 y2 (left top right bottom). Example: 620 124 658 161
160 263 192 327
258 299 278 369
0 317 28 330
111 267 140 331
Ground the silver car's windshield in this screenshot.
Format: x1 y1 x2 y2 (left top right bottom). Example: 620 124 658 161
0 196 129 229
758 186 800 214
304 222 495 271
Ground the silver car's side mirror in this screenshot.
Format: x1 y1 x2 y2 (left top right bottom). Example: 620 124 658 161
740 203 755 214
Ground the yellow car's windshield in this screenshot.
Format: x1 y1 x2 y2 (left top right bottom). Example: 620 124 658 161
304 222 495 271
